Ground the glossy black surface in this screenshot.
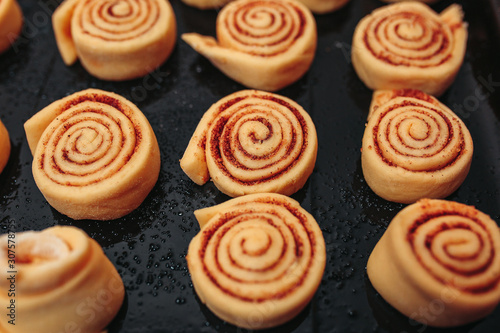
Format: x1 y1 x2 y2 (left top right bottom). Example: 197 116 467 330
0 0 499 332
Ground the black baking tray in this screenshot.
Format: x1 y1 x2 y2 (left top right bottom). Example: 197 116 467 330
1 0 499 332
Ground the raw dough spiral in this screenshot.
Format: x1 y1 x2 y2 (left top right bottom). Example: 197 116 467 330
0 118 10 174
0 226 125 333
24 89 160 220
180 90 317 197
187 193 326 329
367 199 500 327
0 0 22 54
182 0 317 91
361 89 473 204
52 0 177 81
351 2 467 96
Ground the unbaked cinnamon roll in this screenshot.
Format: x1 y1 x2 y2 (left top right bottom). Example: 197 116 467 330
187 193 326 329
0 0 22 53
180 90 317 197
24 89 160 220
0 119 10 174
361 89 473 204
0 226 125 333
52 0 177 81
351 2 467 96
367 199 500 327
182 0 317 91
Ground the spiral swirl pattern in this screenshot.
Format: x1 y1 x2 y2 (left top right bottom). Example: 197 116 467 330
180 90 317 197
76 0 162 41
361 89 472 204
0 226 125 333
181 0 316 91
187 193 326 329
363 8 452 67
25 89 160 220
39 102 138 187
367 199 500 327
373 97 465 172
53 0 176 80
351 2 467 96
409 210 499 294
218 0 307 56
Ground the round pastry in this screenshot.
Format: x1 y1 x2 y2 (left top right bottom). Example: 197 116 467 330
52 0 177 81
0 118 10 174
351 2 467 96
367 199 500 327
297 0 350 14
181 0 317 92
24 89 161 220
0 226 125 333
187 193 326 329
180 90 318 197
0 0 22 54
361 89 473 204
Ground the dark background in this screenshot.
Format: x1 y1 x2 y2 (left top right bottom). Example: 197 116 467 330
0 0 499 332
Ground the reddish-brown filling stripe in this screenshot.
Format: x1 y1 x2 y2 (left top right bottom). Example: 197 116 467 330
363 12 452 67
231 113 281 160
219 96 249 112
390 89 436 103
208 94 308 185
394 116 431 144
79 0 161 41
247 116 273 144
224 216 287 274
106 2 132 18
425 223 488 275
236 8 282 39
198 198 317 302
372 100 464 171
39 92 140 186
407 211 498 293
221 110 288 163
240 233 273 256
223 1 306 57
197 96 249 152
69 127 105 155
